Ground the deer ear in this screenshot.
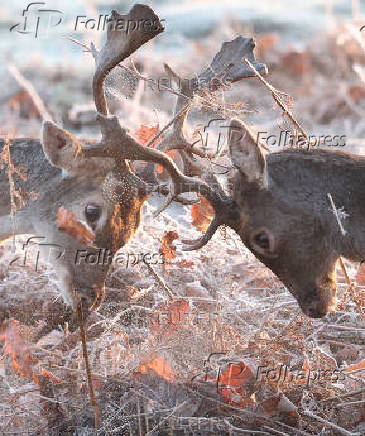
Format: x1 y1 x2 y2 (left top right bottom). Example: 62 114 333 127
41 120 83 171
228 119 267 188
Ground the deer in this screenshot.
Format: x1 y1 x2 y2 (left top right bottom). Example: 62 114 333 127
1 4 351 320
0 4 266 313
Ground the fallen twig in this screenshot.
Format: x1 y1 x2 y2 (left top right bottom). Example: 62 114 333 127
243 57 309 147
302 410 359 436
77 301 100 428
145 263 175 300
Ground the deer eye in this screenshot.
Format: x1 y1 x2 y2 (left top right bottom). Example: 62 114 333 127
254 232 270 249
250 228 276 257
85 203 101 222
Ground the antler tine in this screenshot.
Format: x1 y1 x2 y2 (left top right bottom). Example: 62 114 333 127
92 5 164 115
181 217 220 251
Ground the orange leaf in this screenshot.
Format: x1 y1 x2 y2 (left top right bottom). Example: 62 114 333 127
349 86 365 104
191 195 214 232
0 320 60 385
0 320 36 378
256 33 280 58
345 359 365 373
39 368 62 384
262 394 297 417
135 124 160 148
262 396 281 416
177 259 194 268
57 206 95 248
137 357 176 383
159 230 179 270
218 361 256 408
281 50 311 75
157 150 175 174
150 299 190 337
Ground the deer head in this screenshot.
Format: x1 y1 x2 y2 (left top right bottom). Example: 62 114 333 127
183 119 350 318
36 5 170 309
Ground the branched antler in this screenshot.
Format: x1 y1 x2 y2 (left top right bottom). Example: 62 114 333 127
142 36 268 184
92 5 164 115
75 7 266 250
83 111 240 247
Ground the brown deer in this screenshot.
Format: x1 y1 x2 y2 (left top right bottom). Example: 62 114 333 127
192 119 363 319
0 4 265 311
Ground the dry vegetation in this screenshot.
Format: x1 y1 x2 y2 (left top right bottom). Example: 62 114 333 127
2 13 365 436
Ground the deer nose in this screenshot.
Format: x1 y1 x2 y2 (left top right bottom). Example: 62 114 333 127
305 305 328 318
298 288 328 318
299 285 336 318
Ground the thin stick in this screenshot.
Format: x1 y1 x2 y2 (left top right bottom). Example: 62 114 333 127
76 301 100 428
243 57 309 147
145 103 191 149
338 257 365 321
336 399 365 407
8 63 52 121
327 193 347 235
145 263 175 300
320 387 365 402
302 410 358 436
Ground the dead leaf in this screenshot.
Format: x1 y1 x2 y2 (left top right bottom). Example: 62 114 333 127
177 259 194 268
137 357 176 383
0 320 61 384
150 299 190 337
135 124 160 148
218 361 256 408
281 50 311 75
344 359 365 373
159 230 179 270
57 206 95 248
348 85 365 103
191 195 214 232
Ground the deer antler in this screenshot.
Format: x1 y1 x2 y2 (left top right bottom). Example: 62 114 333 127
83 32 267 249
81 11 267 250
92 5 163 115
83 111 241 248
141 36 268 184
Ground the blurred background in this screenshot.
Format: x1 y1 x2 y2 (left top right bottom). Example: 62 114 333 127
1 0 365 145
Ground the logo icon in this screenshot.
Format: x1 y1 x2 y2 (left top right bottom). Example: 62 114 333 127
9 236 65 271
10 2 63 38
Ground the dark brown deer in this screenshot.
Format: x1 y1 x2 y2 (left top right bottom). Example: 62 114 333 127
185 119 364 319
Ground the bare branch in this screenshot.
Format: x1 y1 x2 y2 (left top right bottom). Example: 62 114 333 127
8 62 52 121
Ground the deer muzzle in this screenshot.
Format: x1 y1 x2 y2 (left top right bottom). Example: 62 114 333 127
296 279 337 318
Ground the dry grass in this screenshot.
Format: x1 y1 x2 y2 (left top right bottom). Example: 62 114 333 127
1 16 365 436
